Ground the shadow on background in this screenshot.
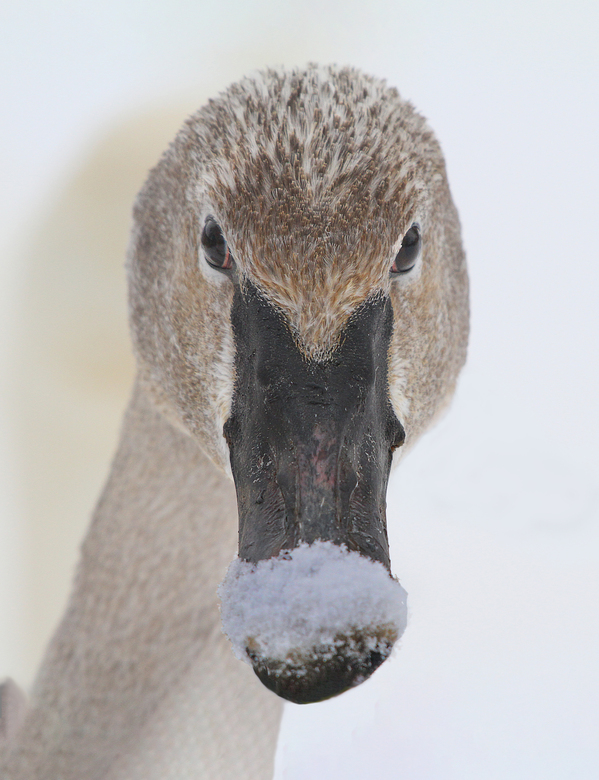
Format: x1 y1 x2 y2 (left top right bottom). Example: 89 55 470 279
10 102 201 687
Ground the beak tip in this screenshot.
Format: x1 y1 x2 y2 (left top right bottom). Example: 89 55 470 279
248 630 396 704
219 541 408 702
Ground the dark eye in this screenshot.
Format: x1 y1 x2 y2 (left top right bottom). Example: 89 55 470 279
201 218 234 271
391 224 421 274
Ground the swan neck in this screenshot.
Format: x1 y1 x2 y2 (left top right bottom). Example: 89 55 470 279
1 380 281 779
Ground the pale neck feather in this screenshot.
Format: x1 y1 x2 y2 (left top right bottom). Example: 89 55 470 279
1 380 282 780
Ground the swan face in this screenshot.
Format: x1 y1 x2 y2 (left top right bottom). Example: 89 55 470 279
128 65 469 703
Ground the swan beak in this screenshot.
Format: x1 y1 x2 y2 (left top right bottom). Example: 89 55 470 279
221 281 407 703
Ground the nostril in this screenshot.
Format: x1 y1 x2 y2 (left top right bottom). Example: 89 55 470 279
338 454 359 497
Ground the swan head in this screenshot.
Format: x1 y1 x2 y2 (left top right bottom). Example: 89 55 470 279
127 65 469 703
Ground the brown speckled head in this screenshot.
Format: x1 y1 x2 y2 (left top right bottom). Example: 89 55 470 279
127 64 468 471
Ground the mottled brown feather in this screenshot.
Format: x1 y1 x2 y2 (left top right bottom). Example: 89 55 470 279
128 63 469 468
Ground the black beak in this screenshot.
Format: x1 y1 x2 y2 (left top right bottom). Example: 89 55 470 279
222 281 406 703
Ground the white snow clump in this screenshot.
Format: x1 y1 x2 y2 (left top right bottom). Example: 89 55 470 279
218 541 407 663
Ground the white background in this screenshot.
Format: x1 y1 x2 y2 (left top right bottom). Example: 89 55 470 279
1 1 598 777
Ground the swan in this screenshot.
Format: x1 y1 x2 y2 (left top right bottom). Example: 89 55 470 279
0 64 469 779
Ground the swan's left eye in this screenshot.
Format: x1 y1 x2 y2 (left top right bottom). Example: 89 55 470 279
201 218 234 271
391 224 421 274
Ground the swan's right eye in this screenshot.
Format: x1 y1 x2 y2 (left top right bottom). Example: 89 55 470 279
391 224 421 274
201 218 234 271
